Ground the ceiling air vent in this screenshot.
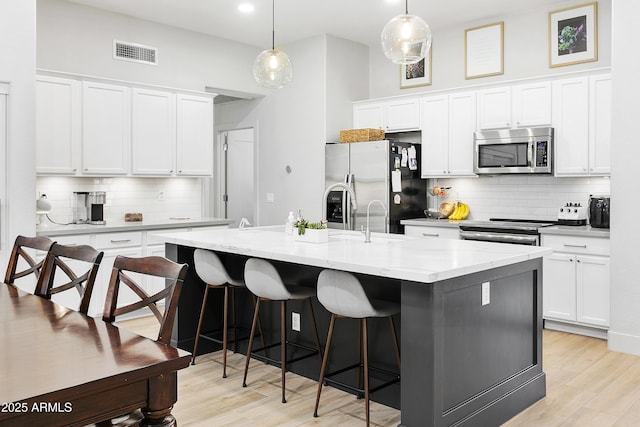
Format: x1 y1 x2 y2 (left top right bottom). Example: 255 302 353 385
113 40 158 65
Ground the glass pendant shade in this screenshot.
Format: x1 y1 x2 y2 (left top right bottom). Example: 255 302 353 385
381 13 432 64
253 48 292 89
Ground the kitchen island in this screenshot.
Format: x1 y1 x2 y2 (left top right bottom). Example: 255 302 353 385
158 227 551 427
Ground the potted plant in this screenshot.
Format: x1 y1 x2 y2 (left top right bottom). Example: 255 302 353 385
294 217 328 243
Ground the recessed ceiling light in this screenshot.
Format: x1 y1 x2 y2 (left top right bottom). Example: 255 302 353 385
238 3 255 13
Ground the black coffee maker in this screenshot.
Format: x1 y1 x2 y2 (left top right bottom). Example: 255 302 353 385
589 195 610 228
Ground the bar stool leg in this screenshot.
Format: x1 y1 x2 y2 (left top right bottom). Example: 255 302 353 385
242 297 262 388
281 300 287 403
389 316 401 370
191 284 211 365
357 319 363 396
306 299 323 363
363 318 370 427
222 285 229 378
314 313 337 418
252 295 268 358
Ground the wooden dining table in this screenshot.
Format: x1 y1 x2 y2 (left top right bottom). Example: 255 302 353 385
0 284 191 427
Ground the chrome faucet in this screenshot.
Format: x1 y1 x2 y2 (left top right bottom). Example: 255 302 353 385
364 199 387 243
322 182 357 227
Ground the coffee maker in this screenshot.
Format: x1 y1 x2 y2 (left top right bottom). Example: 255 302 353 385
87 191 106 225
72 192 89 224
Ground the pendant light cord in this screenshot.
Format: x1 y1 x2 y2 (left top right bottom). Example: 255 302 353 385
271 0 275 49
405 0 408 15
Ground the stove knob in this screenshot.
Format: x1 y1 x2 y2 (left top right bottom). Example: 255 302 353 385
574 208 578 213
560 208 564 212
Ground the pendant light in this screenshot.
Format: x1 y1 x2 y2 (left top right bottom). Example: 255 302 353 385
253 0 292 89
381 0 431 64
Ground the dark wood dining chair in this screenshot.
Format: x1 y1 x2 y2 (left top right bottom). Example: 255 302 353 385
102 255 189 345
35 243 104 314
4 235 55 289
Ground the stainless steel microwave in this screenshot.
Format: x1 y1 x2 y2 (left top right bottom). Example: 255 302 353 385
474 127 554 174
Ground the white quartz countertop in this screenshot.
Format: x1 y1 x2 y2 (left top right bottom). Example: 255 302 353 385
401 218 461 228
156 226 551 283
539 225 610 238
36 217 233 237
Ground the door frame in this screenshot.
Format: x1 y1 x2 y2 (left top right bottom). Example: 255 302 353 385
209 121 259 226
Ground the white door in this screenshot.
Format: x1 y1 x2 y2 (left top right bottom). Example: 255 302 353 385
223 128 255 227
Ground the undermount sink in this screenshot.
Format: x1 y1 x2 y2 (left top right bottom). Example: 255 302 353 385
329 233 404 244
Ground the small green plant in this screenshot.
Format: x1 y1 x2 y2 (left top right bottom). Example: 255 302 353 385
294 217 327 235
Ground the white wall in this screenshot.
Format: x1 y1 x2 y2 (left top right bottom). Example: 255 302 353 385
36 177 203 224
37 0 264 94
369 0 612 99
0 2 37 264
608 0 640 355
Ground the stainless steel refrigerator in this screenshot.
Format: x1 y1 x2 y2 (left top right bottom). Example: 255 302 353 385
325 140 427 234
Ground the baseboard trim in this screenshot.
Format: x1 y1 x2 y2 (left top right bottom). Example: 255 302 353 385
607 330 640 356
543 320 607 339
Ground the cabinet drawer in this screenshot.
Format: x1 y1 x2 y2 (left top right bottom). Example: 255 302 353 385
95 232 143 249
404 225 460 239
541 234 610 256
51 234 92 246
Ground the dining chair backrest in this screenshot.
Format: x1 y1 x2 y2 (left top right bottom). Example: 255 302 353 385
102 255 189 345
4 235 55 288
35 243 104 314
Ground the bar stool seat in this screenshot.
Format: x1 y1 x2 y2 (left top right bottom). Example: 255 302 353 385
192 249 264 378
314 269 401 426
242 257 323 403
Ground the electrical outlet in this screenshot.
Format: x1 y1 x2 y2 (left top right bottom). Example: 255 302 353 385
158 191 165 201
267 192 275 203
482 282 490 306
292 312 300 332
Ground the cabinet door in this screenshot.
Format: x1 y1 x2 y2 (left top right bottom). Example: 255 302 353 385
448 92 477 176
477 87 511 130
176 94 213 176
543 253 576 321
421 95 449 177
577 255 610 327
552 78 589 176
82 81 130 175
36 76 81 174
132 88 175 175
589 74 612 175
385 99 420 132
353 102 384 129
513 82 551 128
404 225 459 239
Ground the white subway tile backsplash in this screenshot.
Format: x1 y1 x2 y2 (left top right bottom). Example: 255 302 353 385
37 177 203 224
430 175 610 221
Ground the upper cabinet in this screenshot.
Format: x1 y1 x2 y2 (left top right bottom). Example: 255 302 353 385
176 94 214 176
477 82 551 130
36 74 215 177
421 92 477 178
352 98 420 133
131 88 175 176
553 74 611 176
81 81 130 175
36 76 81 174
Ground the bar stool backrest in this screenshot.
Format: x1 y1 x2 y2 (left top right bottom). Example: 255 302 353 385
194 249 242 286
244 258 293 300
317 269 377 318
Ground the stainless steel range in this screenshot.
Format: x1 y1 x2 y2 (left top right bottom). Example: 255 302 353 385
459 218 556 246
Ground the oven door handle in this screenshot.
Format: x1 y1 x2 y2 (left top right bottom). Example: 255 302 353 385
459 231 538 245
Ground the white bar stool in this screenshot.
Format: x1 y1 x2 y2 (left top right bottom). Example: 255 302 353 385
192 249 264 378
313 269 401 426
242 257 323 403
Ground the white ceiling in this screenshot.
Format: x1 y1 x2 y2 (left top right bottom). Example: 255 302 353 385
65 0 561 49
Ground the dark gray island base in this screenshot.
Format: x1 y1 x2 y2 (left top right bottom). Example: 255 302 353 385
166 240 545 427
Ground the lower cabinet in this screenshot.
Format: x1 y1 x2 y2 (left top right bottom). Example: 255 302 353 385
404 224 460 239
541 234 610 336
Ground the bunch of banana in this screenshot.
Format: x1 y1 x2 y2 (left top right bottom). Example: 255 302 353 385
448 202 470 221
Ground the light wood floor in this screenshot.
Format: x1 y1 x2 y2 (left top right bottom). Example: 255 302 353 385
119 318 640 426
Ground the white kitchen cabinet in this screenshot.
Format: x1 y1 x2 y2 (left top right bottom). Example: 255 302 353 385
422 92 477 178
553 75 611 177
384 98 420 132
36 76 81 174
176 94 214 176
353 102 384 130
541 233 610 335
131 88 175 176
404 225 459 239
82 81 130 175
477 82 551 130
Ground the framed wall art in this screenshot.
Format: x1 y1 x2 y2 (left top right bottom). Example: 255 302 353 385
465 22 504 79
400 47 432 89
549 2 598 67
